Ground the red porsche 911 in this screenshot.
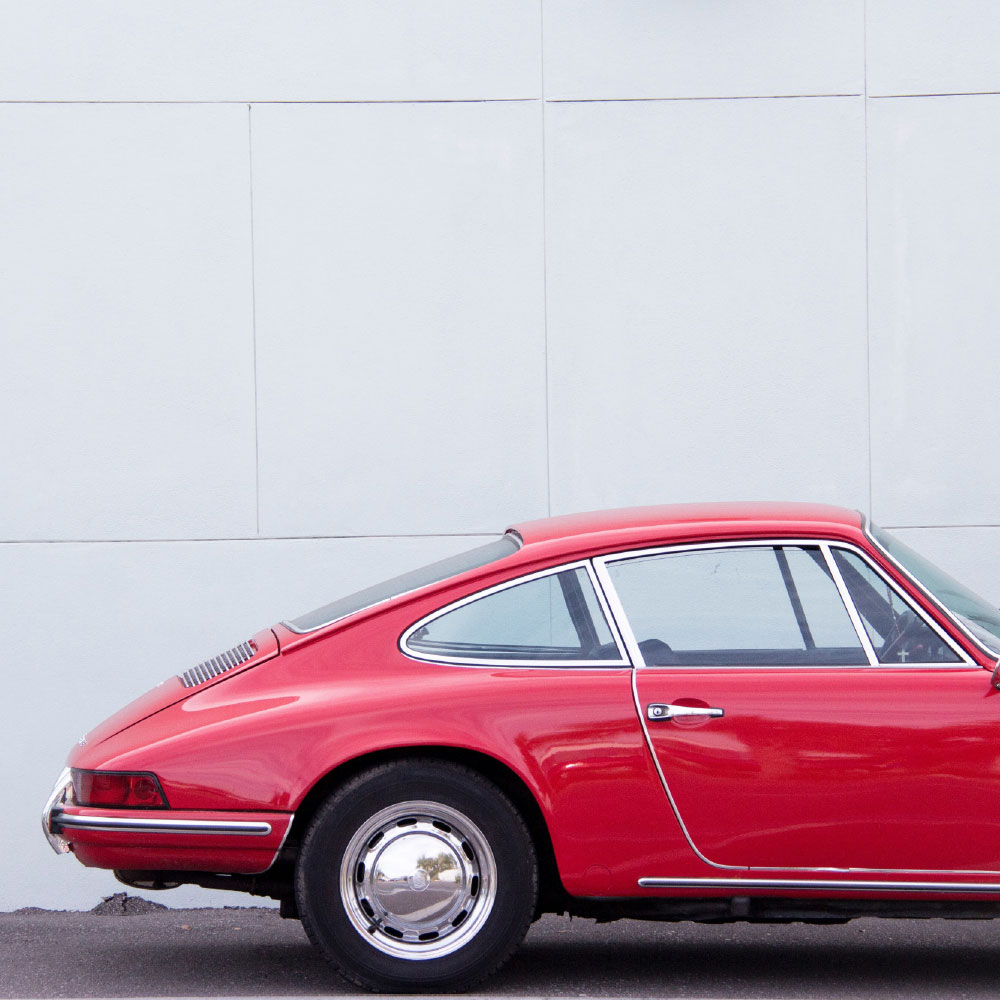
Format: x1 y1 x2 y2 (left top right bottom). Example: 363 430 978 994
42 503 1000 991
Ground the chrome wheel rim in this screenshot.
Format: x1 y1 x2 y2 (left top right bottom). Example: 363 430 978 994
339 799 497 960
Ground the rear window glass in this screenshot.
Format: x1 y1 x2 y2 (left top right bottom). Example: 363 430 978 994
286 534 520 634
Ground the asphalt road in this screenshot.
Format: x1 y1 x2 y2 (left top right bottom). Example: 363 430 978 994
4 900 1000 999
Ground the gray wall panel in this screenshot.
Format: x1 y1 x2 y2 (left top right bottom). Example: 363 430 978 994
252 101 547 537
869 96 1000 527
869 1 1000 97
544 0 864 99
545 98 869 515
0 1 541 101
0 104 256 541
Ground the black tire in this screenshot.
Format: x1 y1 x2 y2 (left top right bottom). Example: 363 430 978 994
295 759 538 993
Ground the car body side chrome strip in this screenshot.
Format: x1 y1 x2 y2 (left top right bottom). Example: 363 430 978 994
52 812 273 837
639 876 1000 894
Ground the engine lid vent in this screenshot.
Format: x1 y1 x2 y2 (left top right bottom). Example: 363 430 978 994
180 640 256 689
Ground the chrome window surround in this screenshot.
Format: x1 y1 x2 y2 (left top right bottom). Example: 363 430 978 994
399 559 630 668
824 547 880 663
865 523 997 662
591 538 973 671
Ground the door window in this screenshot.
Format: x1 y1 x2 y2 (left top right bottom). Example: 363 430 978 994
606 545 867 666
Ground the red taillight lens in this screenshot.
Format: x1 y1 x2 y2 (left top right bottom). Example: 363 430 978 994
72 769 168 808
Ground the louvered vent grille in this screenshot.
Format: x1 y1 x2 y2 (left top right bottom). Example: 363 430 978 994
180 640 256 689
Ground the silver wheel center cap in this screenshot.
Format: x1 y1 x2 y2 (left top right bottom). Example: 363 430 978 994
407 869 431 892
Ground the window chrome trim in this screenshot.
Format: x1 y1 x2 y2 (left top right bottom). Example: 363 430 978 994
821 542 879 665
399 559 630 668
52 811 273 836
638 876 1000 894
584 559 631 660
593 538 973 670
591 558 644 667
866 525 997 661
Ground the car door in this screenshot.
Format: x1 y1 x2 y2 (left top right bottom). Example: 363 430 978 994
595 540 1000 874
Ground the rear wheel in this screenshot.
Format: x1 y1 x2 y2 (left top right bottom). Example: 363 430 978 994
295 760 537 992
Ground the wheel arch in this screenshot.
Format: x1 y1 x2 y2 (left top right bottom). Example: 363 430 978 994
288 745 565 913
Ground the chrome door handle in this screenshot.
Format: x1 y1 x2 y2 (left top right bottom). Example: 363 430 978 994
647 703 724 721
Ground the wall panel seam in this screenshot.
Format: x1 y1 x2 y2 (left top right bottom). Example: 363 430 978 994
869 91 1000 100
0 534 500 545
0 98 542 106
248 103 261 538
545 94 862 104
540 0 551 515
0 95 886 107
864 0 873 520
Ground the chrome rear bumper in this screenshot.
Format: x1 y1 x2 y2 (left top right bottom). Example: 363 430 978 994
53 813 273 836
41 768 73 855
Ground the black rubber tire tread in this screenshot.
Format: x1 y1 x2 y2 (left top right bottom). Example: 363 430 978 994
295 758 538 993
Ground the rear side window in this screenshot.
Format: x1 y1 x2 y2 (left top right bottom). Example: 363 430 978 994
403 565 623 664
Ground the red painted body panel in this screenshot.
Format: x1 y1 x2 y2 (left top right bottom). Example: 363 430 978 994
513 502 863 547
636 666 1000 872
79 629 279 747
69 619 697 895
61 807 291 874
51 504 1000 902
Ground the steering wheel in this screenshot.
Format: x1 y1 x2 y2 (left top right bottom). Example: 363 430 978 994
878 610 927 663
637 638 677 665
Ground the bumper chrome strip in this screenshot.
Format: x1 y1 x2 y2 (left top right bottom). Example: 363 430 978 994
41 768 73 854
639 876 1000 894
52 811 273 837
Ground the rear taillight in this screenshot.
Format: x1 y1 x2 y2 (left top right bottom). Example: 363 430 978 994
71 769 168 809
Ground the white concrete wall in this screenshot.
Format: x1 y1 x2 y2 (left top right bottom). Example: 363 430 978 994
3 1 999 910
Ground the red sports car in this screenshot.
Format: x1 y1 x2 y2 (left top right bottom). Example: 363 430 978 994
42 503 1000 991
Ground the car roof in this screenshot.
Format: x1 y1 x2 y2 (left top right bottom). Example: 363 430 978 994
276 503 868 646
510 502 865 556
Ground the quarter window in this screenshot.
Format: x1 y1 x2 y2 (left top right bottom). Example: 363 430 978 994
831 549 960 664
405 566 621 663
606 545 867 666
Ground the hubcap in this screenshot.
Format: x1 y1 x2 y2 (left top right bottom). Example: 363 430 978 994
339 800 497 959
